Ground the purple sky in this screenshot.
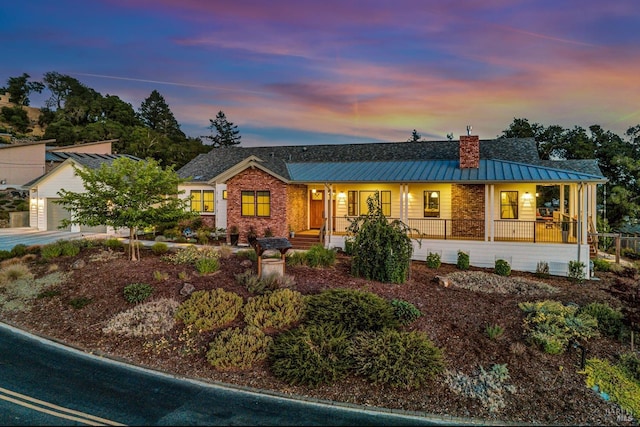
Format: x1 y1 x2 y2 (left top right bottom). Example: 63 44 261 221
1 0 638 146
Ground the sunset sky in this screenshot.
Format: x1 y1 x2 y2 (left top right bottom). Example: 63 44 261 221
1 0 638 146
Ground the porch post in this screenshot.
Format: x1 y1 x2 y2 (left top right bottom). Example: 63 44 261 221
489 184 495 241
399 184 404 223
484 185 489 242
560 185 566 214
404 184 409 223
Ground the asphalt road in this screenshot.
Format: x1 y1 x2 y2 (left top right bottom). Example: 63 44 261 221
0 323 474 426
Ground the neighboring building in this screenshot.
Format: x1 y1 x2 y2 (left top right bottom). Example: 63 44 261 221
0 139 117 187
27 153 140 232
177 135 607 277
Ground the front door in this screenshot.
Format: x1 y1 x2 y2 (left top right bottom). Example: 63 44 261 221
310 190 324 229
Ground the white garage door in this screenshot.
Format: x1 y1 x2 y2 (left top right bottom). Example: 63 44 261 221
46 199 71 231
46 199 106 233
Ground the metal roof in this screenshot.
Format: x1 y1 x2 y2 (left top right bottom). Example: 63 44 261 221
286 159 606 183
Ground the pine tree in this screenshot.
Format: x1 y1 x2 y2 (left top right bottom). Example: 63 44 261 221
408 129 421 142
203 110 241 147
138 90 185 141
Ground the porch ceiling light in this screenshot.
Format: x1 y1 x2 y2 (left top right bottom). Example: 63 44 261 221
311 188 316 193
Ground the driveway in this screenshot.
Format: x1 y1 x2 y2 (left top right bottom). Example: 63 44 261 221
0 228 109 251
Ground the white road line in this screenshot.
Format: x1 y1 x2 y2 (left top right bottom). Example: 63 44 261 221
0 386 126 426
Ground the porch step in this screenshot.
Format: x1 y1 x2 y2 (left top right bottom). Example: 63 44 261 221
289 234 321 250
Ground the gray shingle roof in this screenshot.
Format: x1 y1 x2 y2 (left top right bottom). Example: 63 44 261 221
177 138 605 183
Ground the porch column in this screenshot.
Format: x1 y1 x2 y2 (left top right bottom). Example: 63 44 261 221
399 184 404 223
404 184 409 223
560 185 566 214
489 184 495 241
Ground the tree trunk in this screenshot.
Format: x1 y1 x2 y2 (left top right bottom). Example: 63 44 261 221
129 228 139 261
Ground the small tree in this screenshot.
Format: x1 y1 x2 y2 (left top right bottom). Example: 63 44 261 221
55 157 194 261
346 192 415 284
202 110 241 148
408 129 421 142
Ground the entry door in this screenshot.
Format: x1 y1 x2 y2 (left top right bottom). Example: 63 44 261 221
310 191 324 229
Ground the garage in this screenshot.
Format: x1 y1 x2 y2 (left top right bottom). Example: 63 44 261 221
46 199 106 233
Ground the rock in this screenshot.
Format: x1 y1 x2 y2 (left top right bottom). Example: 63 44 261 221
436 275 450 287
240 259 252 268
71 259 86 270
180 283 195 296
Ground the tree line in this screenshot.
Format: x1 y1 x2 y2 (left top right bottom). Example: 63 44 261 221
3 73 640 230
0 72 241 170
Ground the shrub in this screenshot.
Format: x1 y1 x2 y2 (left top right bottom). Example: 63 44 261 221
69 297 92 309
242 289 305 331
426 252 441 269
0 250 11 261
619 352 640 383
391 299 422 325
578 302 625 338
104 238 124 250
162 245 216 265
519 300 599 354
195 257 220 275
349 329 444 390
59 241 80 257
206 326 273 371
37 288 62 299
175 289 243 331
10 244 28 257
444 364 516 413
304 288 398 334
151 242 169 255
236 249 257 262
568 260 586 283
582 358 640 418
286 251 307 266
268 322 353 387
591 257 611 272
536 261 550 278
102 298 179 337
456 250 470 270
485 324 505 340
347 192 414 284
304 244 336 268
217 245 233 258
494 259 511 277
153 270 169 281
40 242 62 260
123 283 154 303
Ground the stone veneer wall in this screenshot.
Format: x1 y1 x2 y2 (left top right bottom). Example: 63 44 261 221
451 184 485 238
286 184 307 233
226 168 289 244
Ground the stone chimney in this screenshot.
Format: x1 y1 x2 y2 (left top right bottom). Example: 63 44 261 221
459 135 480 169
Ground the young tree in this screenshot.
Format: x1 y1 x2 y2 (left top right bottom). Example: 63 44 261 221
203 110 241 147
346 192 415 284
1 73 44 106
55 157 194 261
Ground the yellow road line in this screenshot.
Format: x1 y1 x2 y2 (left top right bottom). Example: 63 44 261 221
0 386 126 426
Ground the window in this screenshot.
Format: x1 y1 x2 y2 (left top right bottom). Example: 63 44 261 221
241 190 270 217
500 191 518 219
222 190 228 199
190 190 214 213
348 191 357 216
424 191 440 217
358 190 391 216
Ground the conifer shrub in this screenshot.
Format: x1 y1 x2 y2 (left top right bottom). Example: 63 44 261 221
40 242 63 260
426 252 441 269
349 329 444 390
175 289 242 331
103 238 124 250
304 288 398 334
268 322 353 387
494 259 511 277
456 250 470 270
206 326 272 371
151 242 169 255
391 299 422 325
123 283 154 303
578 302 626 338
242 289 304 331
582 358 640 418
10 244 27 257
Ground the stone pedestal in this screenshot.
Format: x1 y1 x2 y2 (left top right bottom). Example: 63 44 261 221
260 257 285 278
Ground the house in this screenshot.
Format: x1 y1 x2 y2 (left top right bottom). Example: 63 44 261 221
27 153 140 232
177 135 607 277
0 139 117 188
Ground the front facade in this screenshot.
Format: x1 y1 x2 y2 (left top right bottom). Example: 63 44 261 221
177 136 606 277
